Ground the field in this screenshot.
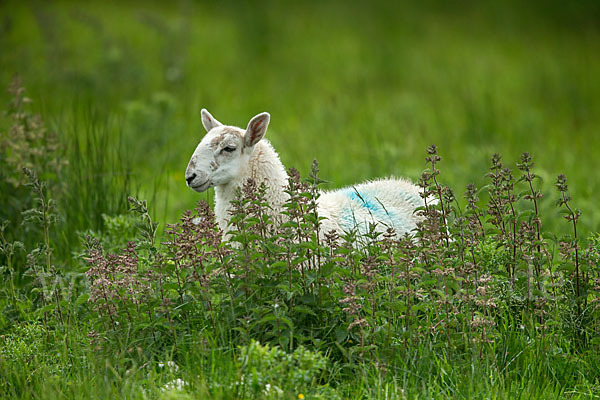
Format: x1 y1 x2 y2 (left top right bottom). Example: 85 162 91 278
1 0 600 398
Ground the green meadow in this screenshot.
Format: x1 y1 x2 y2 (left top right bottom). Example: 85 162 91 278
1 0 600 398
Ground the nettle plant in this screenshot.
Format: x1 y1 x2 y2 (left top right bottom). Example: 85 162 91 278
82 147 600 364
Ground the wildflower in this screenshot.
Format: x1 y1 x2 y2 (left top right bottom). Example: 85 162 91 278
162 378 187 391
298 394 305 399
158 361 180 373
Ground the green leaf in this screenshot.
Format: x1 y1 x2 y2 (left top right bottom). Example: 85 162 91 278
271 261 288 269
293 305 316 317
163 282 180 291
319 262 335 277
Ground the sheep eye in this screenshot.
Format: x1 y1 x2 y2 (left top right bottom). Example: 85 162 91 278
222 146 236 153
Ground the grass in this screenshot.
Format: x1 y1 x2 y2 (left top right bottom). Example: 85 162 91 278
1 0 600 398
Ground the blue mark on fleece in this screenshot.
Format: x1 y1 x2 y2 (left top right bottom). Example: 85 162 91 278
340 188 395 231
339 186 417 234
346 190 380 213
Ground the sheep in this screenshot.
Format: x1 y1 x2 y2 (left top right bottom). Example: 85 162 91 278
185 109 427 237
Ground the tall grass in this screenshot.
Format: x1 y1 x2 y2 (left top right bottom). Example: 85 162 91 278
57 107 131 261
0 78 132 267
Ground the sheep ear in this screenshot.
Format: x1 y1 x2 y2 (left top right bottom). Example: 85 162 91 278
244 112 270 147
201 109 222 132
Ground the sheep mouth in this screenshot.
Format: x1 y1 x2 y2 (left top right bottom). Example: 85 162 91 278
190 180 212 192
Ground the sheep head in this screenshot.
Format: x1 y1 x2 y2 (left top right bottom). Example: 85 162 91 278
185 109 270 192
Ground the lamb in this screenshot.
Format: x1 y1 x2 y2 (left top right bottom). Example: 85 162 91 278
185 109 426 237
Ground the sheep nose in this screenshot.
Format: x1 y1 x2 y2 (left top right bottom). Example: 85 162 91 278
186 173 197 185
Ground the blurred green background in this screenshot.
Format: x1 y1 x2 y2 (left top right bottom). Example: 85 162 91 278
1 0 599 236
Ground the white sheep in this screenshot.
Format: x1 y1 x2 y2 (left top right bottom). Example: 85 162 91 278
185 109 426 237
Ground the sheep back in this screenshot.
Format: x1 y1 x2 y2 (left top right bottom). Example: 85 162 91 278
317 178 425 237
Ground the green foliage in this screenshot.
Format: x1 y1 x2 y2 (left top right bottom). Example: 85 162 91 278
82 213 141 254
235 340 332 398
0 321 55 367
